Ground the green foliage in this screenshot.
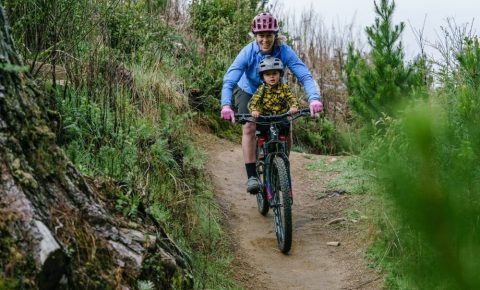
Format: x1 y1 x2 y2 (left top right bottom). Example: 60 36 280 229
189 0 257 49
455 37 480 115
0 63 28 72
343 0 425 126
3 0 181 69
369 104 480 289
58 82 236 287
139 247 190 289
294 116 348 154
365 38 480 289
3 0 88 57
192 252 242 290
137 280 155 290
3 0 240 285
186 0 261 142
3 0 274 288
306 156 374 196
105 2 147 54
188 0 258 104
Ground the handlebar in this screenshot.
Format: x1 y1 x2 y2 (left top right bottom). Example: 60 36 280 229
234 108 311 125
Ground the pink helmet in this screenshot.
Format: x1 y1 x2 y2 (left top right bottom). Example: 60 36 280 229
251 12 279 34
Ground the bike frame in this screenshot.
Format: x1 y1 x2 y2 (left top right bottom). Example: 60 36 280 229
261 123 292 202
234 108 310 254
236 108 309 203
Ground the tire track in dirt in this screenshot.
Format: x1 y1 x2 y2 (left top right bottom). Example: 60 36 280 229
204 136 381 290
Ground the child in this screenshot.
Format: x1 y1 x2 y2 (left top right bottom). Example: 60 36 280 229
248 56 298 158
248 56 299 118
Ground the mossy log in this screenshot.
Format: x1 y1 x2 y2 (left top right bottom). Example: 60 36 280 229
0 5 191 289
0 163 66 289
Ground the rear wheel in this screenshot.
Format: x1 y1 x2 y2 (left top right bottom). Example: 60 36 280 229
270 156 292 253
256 161 269 215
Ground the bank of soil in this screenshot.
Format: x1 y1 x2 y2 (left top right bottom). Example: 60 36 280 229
201 134 382 290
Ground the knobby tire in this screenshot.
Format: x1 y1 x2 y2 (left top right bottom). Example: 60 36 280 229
255 137 268 215
271 156 292 253
256 161 269 215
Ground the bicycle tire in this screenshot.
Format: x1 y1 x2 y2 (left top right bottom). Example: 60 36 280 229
270 156 292 253
256 161 269 215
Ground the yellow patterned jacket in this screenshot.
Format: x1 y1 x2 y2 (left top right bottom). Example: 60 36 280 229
248 83 299 115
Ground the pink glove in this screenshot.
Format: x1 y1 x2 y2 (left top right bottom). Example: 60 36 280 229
309 100 323 117
220 105 235 123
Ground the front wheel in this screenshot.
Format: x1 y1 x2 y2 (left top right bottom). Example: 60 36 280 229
270 156 292 254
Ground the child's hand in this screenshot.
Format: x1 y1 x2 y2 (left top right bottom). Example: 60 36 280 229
289 107 298 115
251 111 260 118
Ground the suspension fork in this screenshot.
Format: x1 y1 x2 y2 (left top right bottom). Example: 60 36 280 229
278 153 293 200
264 152 292 203
264 154 273 201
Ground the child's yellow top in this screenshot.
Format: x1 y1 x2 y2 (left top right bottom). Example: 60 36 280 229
248 83 299 115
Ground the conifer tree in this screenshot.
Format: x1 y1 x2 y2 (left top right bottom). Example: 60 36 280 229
344 0 424 124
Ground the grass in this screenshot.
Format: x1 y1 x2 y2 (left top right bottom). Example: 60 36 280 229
305 155 375 196
56 64 242 288
302 150 401 289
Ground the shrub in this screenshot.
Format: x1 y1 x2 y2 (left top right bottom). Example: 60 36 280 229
343 0 425 127
367 37 480 289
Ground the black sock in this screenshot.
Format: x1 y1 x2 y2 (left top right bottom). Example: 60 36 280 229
245 163 257 178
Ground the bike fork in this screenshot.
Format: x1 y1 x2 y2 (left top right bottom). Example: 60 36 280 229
285 160 294 204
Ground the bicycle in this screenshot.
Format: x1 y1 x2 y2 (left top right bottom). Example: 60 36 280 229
235 108 310 254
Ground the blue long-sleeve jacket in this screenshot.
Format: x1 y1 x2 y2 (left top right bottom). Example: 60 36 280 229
221 41 321 107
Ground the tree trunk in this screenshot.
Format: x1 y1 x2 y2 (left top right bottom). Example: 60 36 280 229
0 5 192 289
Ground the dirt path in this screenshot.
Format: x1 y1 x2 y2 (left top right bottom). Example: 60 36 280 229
203 136 382 290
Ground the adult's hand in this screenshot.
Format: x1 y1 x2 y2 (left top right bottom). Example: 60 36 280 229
309 100 323 117
220 105 235 123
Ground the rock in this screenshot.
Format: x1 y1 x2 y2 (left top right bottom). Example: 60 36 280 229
326 241 341 246
0 169 67 289
325 217 346 225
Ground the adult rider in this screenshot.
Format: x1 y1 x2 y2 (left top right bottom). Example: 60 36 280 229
220 12 323 194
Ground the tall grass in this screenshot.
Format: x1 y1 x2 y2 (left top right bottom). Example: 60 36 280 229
3 0 244 288
365 36 480 289
275 5 364 154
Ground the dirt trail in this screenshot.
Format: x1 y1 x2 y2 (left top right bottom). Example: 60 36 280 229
203 136 381 290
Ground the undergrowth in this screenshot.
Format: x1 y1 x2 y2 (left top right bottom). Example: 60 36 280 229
3 0 246 287
54 75 239 288
306 156 374 196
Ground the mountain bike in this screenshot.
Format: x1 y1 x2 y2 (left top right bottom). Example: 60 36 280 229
235 108 310 254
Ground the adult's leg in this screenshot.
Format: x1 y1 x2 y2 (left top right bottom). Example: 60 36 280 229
242 122 256 163
235 87 261 193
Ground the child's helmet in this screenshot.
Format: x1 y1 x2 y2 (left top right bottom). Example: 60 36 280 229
258 56 284 77
251 12 279 34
